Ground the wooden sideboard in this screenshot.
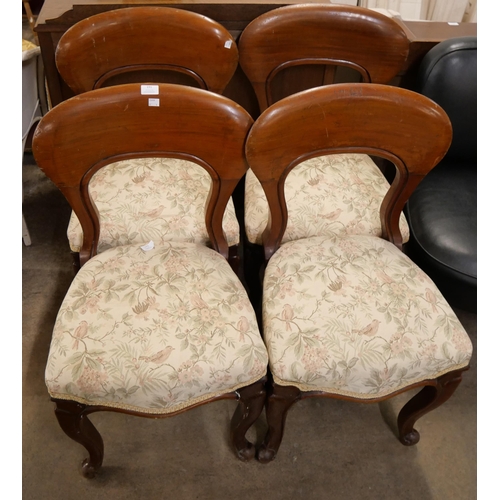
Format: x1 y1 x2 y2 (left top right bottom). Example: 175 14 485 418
35 0 477 117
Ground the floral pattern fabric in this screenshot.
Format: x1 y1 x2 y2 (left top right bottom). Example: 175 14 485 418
46 242 268 414
262 235 472 399
244 153 410 245
67 158 240 253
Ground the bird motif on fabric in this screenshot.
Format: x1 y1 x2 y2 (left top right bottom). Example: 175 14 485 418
425 288 438 313
190 293 209 310
139 205 165 218
353 319 381 337
320 208 342 221
237 316 249 341
139 346 174 365
72 320 89 349
282 304 295 332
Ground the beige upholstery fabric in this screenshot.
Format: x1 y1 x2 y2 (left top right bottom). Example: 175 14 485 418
67 158 240 253
262 235 472 399
46 242 268 414
244 154 410 245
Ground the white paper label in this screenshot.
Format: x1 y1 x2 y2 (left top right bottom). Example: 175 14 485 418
448 22 459 26
224 40 232 49
141 84 159 95
141 240 155 251
148 98 160 107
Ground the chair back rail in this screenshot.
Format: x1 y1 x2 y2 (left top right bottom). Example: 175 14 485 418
239 4 410 111
33 84 253 265
245 83 452 259
55 7 238 95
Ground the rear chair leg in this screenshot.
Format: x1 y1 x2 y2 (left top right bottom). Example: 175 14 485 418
53 399 104 478
397 368 466 446
230 378 267 461
257 383 301 464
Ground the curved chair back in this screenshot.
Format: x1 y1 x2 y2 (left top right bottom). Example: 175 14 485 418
55 7 239 95
32 84 253 265
415 36 477 163
239 4 410 111
245 84 452 259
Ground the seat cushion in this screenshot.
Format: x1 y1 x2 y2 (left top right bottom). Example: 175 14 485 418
262 235 472 399
67 157 240 253
407 160 477 282
46 241 268 414
244 153 410 245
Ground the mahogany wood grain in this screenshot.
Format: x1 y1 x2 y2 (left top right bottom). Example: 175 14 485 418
244 83 469 462
53 377 267 477
257 368 467 462
34 1 476 114
245 83 452 259
239 4 411 111
32 83 254 267
55 7 239 95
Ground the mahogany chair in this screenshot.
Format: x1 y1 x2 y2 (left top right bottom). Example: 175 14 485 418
245 83 473 463
32 83 268 477
54 7 242 271
238 4 412 299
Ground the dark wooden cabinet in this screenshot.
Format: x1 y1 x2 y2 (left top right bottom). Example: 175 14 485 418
35 0 477 117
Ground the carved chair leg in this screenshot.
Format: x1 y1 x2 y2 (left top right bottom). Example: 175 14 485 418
53 399 104 478
397 368 466 446
257 383 301 464
230 378 267 462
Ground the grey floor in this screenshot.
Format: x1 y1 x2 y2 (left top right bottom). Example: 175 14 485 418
22 150 476 499
22 17 476 500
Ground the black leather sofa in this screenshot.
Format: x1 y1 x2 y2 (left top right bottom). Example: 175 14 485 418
405 36 477 312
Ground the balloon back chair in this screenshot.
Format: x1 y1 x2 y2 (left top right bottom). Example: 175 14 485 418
32 83 268 477
54 7 242 272
238 4 412 301
244 83 473 463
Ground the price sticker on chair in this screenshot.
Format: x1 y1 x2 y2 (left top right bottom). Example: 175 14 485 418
148 98 160 107
141 85 159 95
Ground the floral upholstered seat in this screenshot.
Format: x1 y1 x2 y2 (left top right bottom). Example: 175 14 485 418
55 6 242 259
67 158 240 254
244 154 410 245
46 241 267 414
262 235 471 399
244 83 473 463
33 82 267 476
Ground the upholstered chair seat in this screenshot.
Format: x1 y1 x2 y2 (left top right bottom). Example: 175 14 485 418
262 235 471 399
46 241 267 414
244 83 472 463
67 158 240 254
33 83 268 477
244 154 410 246
55 7 242 269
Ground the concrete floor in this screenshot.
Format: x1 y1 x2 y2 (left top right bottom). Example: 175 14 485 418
22 148 476 499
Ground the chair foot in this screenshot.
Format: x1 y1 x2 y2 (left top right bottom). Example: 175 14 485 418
397 368 466 446
53 399 104 478
230 377 267 462
257 383 301 464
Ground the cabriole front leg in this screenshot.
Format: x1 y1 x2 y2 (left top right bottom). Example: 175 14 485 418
397 368 466 446
257 383 301 464
53 399 104 478
230 377 267 461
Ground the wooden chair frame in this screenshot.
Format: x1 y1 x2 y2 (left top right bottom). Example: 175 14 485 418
244 83 470 463
54 6 241 272
239 4 410 112
32 83 267 476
